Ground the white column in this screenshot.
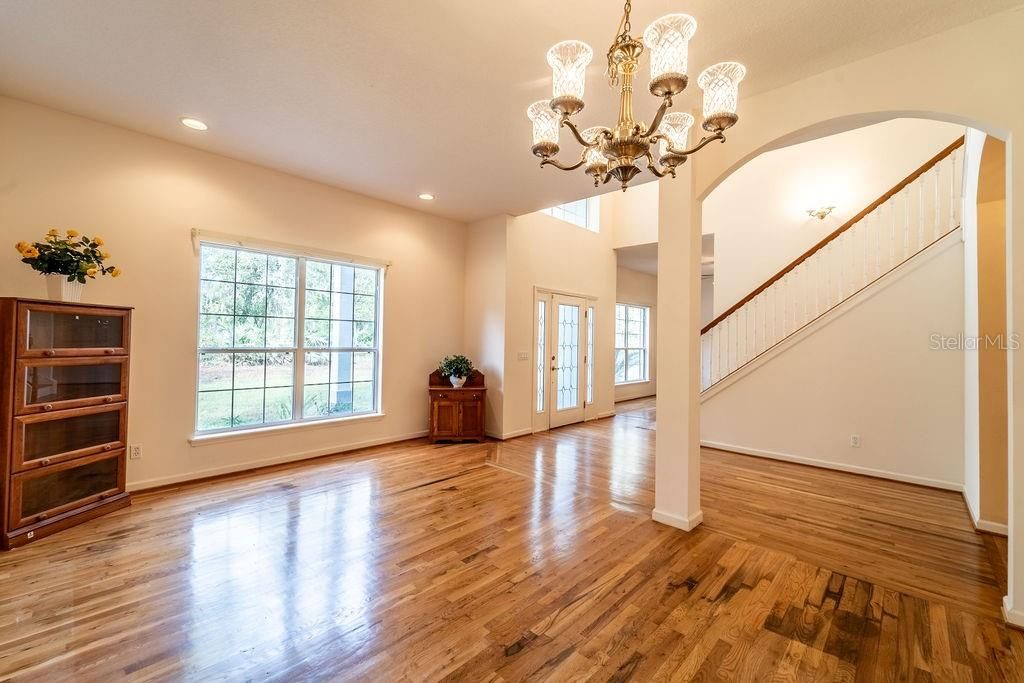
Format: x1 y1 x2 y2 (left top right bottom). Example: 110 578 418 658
1005 137 1024 628
653 163 703 531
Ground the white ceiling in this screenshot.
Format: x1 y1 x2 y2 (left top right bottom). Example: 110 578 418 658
0 0 1018 222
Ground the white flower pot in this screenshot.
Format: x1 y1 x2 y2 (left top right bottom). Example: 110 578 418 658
45 275 84 303
450 375 467 388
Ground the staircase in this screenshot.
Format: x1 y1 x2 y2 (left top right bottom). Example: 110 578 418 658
701 136 966 392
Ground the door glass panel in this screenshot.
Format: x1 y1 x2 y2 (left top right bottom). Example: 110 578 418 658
25 310 124 350
20 456 119 519
587 306 594 405
24 363 122 405
556 304 580 410
25 410 121 460
536 301 545 412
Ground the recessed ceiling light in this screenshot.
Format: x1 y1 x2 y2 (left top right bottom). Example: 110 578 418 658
180 117 208 131
418 193 435 201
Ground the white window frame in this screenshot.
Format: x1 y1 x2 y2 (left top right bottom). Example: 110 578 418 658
615 303 650 385
193 239 385 437
541 196 600 232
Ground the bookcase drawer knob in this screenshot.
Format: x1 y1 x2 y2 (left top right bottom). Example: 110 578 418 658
104 396 115 403
39 458 51 466
42 349 55 357
36 513 48 522
102 444 113 451
104 349 115 355
42 404 54 412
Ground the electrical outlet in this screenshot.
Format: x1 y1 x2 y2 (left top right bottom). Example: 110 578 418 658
517 351 529 361
129 444 143 460
849 435 861 448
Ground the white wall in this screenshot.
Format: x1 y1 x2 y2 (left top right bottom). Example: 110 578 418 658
704 118 965 317
963 129 986 520
464 215 509 437
0 96 467 489
701 276 714 328
701 231 966 489
615 266 657 402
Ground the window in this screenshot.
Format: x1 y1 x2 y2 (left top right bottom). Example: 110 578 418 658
615 304 649 384
196 243 382 434
536 299 546 412
541 196 599 231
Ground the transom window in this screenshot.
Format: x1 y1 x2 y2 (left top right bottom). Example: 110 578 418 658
195 243 382 434
541 197 600 232
615 303 650 384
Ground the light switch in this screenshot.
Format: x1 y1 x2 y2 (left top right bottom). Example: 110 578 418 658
517 351 529 361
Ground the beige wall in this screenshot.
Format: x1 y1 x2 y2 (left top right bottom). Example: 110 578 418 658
0 97 467 489
980 197 1009 527
464 215 509 437
701 232 966 489
615 266 657 402
703 118 964 316
607 182 659 248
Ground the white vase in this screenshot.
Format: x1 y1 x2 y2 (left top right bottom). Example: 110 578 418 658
45 275 84 303
450 375 467 388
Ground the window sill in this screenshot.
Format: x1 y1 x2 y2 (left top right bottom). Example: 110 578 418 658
189 412 386 447
615 380 651 386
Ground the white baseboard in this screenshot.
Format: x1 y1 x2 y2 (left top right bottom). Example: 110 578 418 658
597 409 617 419
500 428 534 440
652 508 704 531
128 429 428 491
1003 596 1024 629
701 441 963 492
963 491 1010 536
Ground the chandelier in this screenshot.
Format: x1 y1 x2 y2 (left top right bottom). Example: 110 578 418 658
527 0 746 191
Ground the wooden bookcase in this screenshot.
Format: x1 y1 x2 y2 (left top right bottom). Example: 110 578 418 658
428 369 486 443
0 298 132 548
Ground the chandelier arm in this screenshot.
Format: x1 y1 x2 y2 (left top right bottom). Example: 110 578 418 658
644 152 670 178
540 154 588 172
643 96 674 139
561 117 599 149
663 131 726 156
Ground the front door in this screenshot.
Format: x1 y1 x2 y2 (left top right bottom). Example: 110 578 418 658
549 295 587 428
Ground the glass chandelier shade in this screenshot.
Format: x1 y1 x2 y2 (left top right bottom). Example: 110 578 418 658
643 14 697 82
657 112 694 157
581 127 610 166
527 101 560 146
698 62 746 129
546 40 593 102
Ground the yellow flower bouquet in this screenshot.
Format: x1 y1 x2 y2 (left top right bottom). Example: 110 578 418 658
15 229 122 283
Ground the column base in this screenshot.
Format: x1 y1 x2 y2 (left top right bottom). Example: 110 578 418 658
652 508 704 531
1004 596 1024 630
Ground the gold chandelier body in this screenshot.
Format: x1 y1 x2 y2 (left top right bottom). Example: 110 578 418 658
530 1 746 191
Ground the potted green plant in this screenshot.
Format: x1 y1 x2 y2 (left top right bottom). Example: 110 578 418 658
438 354 475 388
15 228 122 302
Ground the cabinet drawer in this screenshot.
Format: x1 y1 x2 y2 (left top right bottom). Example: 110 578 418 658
15 357 128 415
430 390 485 402
17 303 130 358
13 403 127 472
9 451 125 531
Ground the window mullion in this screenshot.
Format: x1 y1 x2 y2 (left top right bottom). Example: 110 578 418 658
293 257 307 423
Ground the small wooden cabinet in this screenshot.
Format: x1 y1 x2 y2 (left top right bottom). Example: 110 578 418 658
0 299 132 548
428 370 486 443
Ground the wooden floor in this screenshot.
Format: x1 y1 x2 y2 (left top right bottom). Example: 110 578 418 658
0 399 1021 681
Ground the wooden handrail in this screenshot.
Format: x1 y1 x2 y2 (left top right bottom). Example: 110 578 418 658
700 135 965 335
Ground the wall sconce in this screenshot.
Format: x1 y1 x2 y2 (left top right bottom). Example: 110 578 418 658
807 206 836 220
